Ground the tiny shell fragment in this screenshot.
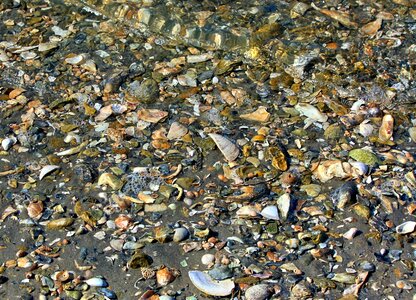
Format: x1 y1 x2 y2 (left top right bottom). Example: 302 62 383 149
39 165 60 180
137 109 168 123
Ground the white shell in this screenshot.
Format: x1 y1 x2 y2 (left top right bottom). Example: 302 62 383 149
295 103 328 122
343 228 358 240
359 122 374 137
208 133 240 162
84 277 108 287
1 137 17 151
260 206 279 220
201 254 215 265
188 271 234 296
167 122 188 140
39 165 60 180
276 193 291 220
396 221 416 234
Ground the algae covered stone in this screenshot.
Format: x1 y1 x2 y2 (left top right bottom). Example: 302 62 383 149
348 149 380 166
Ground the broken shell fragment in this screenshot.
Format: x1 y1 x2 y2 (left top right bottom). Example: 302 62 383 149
167 122 188 140
27 201 44 219
260 206 279 220
378 114 394 142
240 106 271 122
188 271 234 296
208 133 240 162
395 221 416 234
137 108 168 123
39 165 60 180
46 218 74 230
1 137 17 151
343 228 358 240
97 173 124 190
295 103 328 122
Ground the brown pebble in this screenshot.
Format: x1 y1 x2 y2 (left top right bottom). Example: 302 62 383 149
280 172 297 185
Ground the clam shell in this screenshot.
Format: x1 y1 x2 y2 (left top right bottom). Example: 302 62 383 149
208 133 239 162
85 277 108 287
260 205 279 220
295 103 328 122
39 165 60 180
188 271 234 296
378 114 394 142
167 122 188 140
396 221 416 234
1 137 17 151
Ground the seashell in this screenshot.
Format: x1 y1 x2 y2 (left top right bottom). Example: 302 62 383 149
236 205 259 218
54 270 71 282
46 218 74 230
378 114 394 142
39 165 60 180
137 108 168 123
167 122 188 140
95 105 113 122
38 42 58 52
295 103 328 123
343 228 358 240
114 215 132 230
156 267 176 286
81 59 97 73
240 106 271 123
85 277 108 287
1 137 17 151
245 284 271 300
330 273 356 284
208 133 240 162
201 254 215 265
27 200 44 219
64 53 87 65
56 141 88 156
331 181 357 209
188 271 235 296
97 173 124 190
360 18 382 36
350 161 368 176
359 121 374 137
276 193 292 220
260 206 279 220
173 227 189 242
395 221 416 234
409 127 416 143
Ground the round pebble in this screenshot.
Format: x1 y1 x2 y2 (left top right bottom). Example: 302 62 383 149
201 253 215 265
173 227 189 242
245 284 271 300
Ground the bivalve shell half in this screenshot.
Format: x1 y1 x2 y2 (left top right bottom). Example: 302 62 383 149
378 114 394 142
85 277 108 287
396 221 416 234
39 165 60 180
188 271 234 296
260 205 279 220
27 201 44 219
208 133 240 162
1 137 17 151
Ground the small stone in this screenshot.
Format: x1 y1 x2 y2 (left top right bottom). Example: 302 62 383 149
245 284 271 300
173 227 189 242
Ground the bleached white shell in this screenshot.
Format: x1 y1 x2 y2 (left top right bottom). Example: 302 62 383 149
396 221 416 234
1 137 17 151
295 103 328 122
208 133 239 162
359 122 374 137
188 271 234 296
276 193 291 220
343 228 358 240
39 165 60 180
260 206 279 220
84 277 108 287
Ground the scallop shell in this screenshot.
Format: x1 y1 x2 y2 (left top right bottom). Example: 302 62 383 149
260 205 279 220
188 271 234 296
39 165 60 180
208 133 240 162
396 221 416 235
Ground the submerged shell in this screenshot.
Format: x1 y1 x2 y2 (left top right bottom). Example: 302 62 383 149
295 103 328 122
137 108 168 123
240 106 271 122
396 221 416 234
39 165 60 180
208 133 240 162
167 122 188 140
260 205 279 220
188 271 234 296
378 114 394 142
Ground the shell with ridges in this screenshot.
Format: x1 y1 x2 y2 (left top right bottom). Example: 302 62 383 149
208 133 239 162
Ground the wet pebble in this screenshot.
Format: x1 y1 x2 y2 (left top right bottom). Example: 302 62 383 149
245 284 272 300
173 227 189 242
208 265 233 280
201 254 215 265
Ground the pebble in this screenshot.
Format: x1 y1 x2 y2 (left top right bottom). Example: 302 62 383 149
208 265 233 280
173 227 189 242
245 284 272 300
